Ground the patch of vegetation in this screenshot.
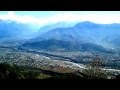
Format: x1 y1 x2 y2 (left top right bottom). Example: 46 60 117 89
0 63 51 79
82 56 114 79
0 62 105 79
0 62 119 79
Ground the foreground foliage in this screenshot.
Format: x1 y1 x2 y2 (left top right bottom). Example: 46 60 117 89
0 61 119 79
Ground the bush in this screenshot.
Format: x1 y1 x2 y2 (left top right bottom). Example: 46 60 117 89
82 56 110 79
0 63 20 79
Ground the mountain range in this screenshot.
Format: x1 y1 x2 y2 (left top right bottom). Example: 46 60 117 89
34 21 120 46
1 20 120 53
21 21 120 53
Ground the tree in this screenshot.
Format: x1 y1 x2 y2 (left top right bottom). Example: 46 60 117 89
82 55 110 79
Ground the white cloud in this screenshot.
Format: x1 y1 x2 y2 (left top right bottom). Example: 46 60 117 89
8 11 15 17
1 11 120 26
0 11 41 24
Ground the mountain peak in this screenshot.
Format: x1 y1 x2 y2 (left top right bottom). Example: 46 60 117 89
76 21 96 25
80 21 95 24
74 21 99 28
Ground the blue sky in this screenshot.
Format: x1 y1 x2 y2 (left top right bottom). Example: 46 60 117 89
1 11 119 18
0 11 120 26
0 11 79 18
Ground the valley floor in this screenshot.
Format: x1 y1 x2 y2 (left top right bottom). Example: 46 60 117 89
0 45 120 79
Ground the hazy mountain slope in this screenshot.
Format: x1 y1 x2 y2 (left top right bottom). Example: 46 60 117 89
32 21 120 50
0 20 35 40
31 22 77 38
22 39 111 53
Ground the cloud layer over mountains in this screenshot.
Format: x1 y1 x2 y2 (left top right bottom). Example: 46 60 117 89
1 11 120 26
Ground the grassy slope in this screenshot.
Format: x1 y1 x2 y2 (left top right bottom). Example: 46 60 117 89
0 63 114 79
0 63 95 79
